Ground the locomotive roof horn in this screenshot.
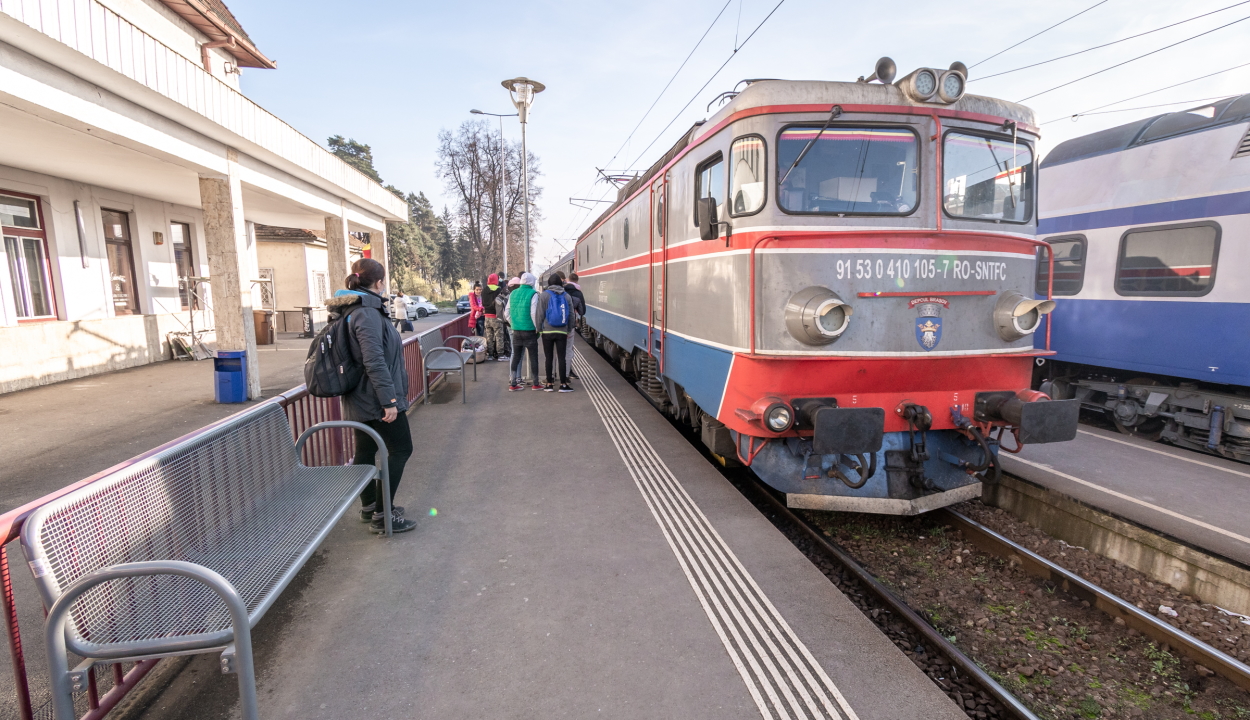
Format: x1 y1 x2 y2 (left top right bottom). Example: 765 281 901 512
859 57 897 84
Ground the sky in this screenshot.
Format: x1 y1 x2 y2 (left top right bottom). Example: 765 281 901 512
231 0 1250 272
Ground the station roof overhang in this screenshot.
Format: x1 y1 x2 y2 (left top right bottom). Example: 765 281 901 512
157 0 276 69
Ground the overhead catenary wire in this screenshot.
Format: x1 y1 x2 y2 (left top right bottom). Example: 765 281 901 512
626 0 789 173
1047 95 1238 121
1040 60 1250 124
557 0 737 242
1017 13 1250 103
969 0 1108 70
974 0 1250 82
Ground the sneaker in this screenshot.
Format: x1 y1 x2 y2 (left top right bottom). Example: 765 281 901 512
559 383 574 393
531 383 544 391
568 371 580 380
508 383 524 392
543 382 556 392
498 355 511 362
360 503 404 522
371 510 416 534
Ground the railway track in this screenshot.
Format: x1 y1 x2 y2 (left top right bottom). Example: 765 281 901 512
590 336 1250 718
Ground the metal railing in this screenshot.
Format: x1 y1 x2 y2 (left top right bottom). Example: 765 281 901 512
0 312 469 719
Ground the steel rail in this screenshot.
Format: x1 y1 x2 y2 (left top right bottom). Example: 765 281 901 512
739 479 1041 720
937 509 1250 692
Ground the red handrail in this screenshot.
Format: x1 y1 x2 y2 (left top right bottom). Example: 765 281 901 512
0 311 470 719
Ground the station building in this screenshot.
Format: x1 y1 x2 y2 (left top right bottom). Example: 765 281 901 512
0 0 405 396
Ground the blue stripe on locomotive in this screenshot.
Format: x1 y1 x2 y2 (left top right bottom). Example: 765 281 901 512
1040 300 1250 386
583 306 734 417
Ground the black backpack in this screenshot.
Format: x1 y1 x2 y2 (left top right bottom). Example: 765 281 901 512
304 307 364 397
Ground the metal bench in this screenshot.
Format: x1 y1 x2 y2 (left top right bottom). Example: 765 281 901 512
422 334 481 404
20 401 394 720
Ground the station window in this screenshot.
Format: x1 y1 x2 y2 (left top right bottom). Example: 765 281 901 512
777 126 918 215
729 135 766 216
1115 222 1219 296
2 192 56 320
101 209 139 315
171 221 196 310
1035 235 1086 296
694 153 724 227
943 131 1033 223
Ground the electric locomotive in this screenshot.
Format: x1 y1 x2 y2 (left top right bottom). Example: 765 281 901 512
574 58 1080 514
1035 95 1250 461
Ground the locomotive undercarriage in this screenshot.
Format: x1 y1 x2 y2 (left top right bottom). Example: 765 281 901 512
583 325 1011 514
1040 361 1250 462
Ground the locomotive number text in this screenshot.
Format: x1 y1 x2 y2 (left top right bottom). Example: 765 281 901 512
835 258 1009 282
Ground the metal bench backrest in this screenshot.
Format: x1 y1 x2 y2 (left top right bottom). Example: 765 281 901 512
22 402 302 652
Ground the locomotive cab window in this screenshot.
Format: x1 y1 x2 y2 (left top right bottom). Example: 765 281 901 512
776 126 918 215
729 136 766 216
1035 236 1087 296
943 132 1033 222
1115 222 1219 297
694 154 725 227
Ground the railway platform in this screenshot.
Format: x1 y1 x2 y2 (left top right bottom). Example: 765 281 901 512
133 345 964 719
999 425 1250 567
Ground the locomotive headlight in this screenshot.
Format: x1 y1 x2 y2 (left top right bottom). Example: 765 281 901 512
765 403 794 432
937 70 966 103
786 286 853 345
897 68 939 102
994 292 1056 341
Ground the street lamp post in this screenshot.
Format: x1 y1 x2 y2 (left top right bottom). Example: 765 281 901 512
502 77 544 274
470 109 517 277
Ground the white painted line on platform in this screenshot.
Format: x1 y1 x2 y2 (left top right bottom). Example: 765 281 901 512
1006 455 1250 547
575 351 859 720
1076 429 1250 480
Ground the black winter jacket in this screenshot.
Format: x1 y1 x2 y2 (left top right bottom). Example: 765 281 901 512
563 283 587 316
325 289 410 421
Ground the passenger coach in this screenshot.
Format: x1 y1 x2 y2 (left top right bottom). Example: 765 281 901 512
1035 95 1250 461
575 60 1079 514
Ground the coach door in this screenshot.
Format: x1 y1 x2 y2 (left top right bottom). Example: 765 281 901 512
649 175 668 370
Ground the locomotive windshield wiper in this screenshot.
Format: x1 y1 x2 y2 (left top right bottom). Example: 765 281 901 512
779 105 842 187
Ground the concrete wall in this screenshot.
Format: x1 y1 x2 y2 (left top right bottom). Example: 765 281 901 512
0 310 212 392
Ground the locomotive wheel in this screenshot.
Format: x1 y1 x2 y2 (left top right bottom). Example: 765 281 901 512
1112 378 1167 442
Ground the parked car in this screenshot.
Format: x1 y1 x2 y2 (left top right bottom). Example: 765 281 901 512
456 295 471 314
402 295 439 319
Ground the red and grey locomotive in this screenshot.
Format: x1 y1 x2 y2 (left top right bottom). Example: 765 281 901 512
571 58 1079 514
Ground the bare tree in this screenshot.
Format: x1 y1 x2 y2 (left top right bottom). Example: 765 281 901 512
436 119 542 279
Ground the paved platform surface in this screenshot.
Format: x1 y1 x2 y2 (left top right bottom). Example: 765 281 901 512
0 317 445 515
137 344 962 720
1001 425 1250 566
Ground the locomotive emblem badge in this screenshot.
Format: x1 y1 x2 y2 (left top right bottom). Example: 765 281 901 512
909 297 949 352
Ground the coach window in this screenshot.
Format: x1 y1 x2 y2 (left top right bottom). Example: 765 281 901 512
729 136 766 216
1035 236 1086 296
777 126 918 215
1115 222 1219 297
694 153 725 227
943 131 1033 223
2 192 56 320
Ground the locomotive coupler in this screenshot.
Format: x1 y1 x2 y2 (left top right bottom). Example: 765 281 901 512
898 404 936 491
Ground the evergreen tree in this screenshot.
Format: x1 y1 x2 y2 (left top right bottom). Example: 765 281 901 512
328 135 383 183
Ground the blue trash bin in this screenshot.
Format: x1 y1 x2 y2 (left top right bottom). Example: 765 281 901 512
213 350 248 403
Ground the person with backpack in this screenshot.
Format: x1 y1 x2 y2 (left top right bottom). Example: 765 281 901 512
505 273 540 391
322 258 417 534
561 272 587 380
531 274 574 393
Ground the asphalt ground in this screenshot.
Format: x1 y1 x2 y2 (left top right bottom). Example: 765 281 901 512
127 346 963 720
1000 424 1250 566
0 313 448 719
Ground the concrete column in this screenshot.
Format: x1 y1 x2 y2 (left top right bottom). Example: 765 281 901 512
325 209 350 289
199 148 261 400
371 225 389 288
